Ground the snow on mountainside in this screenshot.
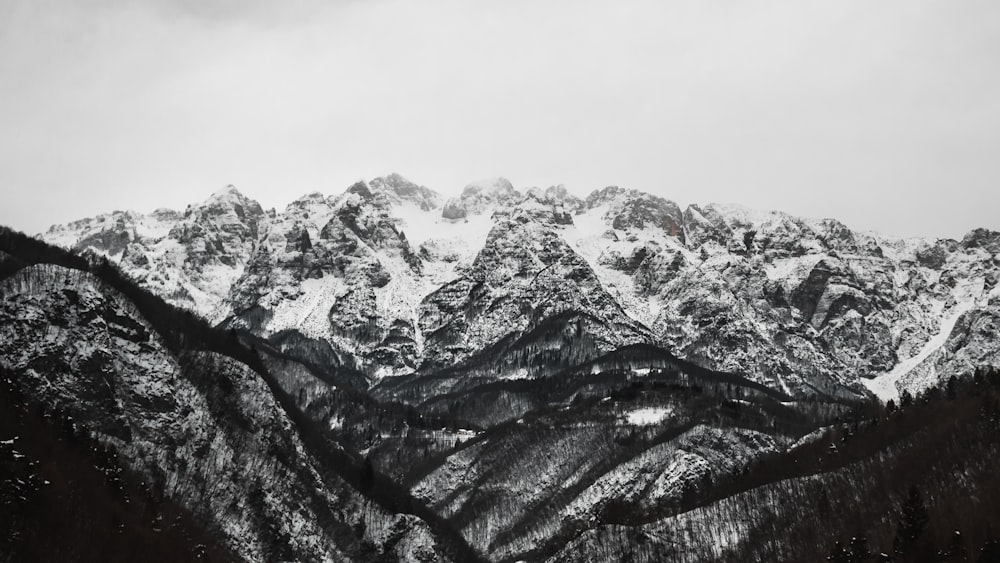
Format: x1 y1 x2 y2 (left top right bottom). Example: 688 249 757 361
42 185 267 320
41 174 1000 397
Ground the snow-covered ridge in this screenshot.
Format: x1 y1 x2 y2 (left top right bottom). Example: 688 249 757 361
39 173 1000 395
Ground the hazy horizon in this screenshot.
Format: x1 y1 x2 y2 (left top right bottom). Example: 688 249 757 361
2 0 998 240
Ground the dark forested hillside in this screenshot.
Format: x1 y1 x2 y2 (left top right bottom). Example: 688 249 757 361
548 371 1000 562
0 365 237 563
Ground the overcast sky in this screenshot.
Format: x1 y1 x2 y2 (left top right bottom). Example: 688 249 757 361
1 0 998 239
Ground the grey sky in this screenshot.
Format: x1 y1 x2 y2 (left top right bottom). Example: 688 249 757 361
1 0 998 239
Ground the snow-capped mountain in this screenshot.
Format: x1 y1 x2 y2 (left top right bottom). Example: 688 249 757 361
41 174 1000 399
44 185 268 319
8 188 1000 562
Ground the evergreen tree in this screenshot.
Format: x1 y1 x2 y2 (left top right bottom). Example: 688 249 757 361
894 485 930 556
359 455 375 493
946 376 960 400
901 389 915 408
743 230 757 255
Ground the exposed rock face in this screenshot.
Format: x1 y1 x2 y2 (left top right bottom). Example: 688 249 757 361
441 201 467 220
42 176 1000 398
619 205 990 398
223 182 429 377
419 217 649 370
42 185 267 319
369 172 443 211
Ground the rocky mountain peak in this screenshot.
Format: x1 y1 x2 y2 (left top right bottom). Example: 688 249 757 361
584 185 631 208
186 184 266 224
346 180 374 199
505 192 575 226
150 207 182 222
182 184 265 227
369 173 442 211
962 228 1000 253
611 194 684 240
525 184 583 209
443 177 521 219
461 177 516 198
581 187 684 241
209 183 242 199
286 191 331 212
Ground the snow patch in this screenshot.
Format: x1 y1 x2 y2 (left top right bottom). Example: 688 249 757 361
624 406 673 425
559 205 671 327
863 296 977 402
266 275 348 340
765 255 824 282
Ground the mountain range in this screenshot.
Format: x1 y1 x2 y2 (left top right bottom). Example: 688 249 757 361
40 174 1000 400
2 174 999 562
